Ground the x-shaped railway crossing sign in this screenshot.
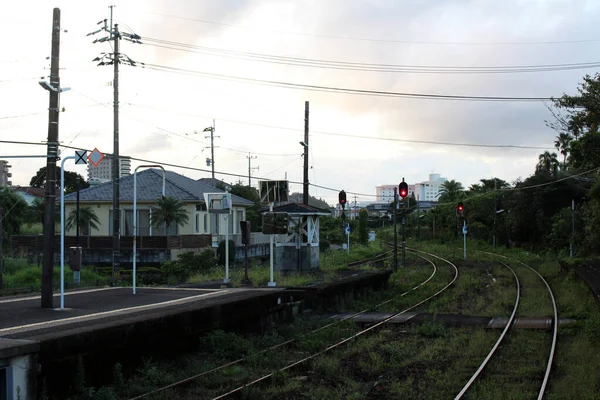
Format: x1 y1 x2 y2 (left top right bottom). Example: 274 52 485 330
75 150 88 165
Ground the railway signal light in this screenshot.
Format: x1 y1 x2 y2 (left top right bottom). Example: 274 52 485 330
399 179 408 199
457 202 464 216
339 190 347 209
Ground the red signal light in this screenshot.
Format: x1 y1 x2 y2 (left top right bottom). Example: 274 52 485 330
457 202 464 212
399 180 409 199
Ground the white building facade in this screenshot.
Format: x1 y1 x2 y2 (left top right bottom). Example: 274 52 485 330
0 160 12 187
375 183 416 203
87 156 131 183
414 173 447 201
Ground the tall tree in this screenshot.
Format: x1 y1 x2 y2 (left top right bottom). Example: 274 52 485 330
0 188 27 250
554 133 573 165
550 73 600 138
536 151 559 176
66 207 100 235
569 131 600 172
29 166 90 194
438 180 464 202
229 183 262 231
150 196 189 235
24 198 47 225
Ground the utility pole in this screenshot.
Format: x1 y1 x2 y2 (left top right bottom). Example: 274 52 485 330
493 177 497 248
247 153 258 186
203 120 218 185
88 6 141 281
41 8 61 309
303 101 309 206
417 196 421 240
0 206 3 289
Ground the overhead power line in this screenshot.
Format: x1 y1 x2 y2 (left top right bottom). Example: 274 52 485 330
142 37 600 74
125 103 554 150
139 62 553 102
3 139 596 200
149 12 600 46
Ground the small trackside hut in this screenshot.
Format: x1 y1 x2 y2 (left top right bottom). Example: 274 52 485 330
272 202 330 272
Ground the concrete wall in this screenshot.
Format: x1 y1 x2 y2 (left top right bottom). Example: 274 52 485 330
0 339 39 400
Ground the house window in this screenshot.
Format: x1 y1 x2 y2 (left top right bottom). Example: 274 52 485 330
204 213 208 234
124 210 150 236
0 367 7 400
236 210 244 231
154 222 178 236
195 213 201 234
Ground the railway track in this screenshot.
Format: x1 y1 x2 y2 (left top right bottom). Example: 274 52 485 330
129 250 455 400
130 251 450 400
210 249 458 399
454 251 558 400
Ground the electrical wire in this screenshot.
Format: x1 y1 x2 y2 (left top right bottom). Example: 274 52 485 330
4 139 596 203
142 37 600 74
125 103 553 150
148 12 600 46
139 62 553 102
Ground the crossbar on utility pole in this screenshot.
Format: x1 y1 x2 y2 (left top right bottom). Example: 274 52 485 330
247 153 258 186
89 6 142 283
41 7 61 309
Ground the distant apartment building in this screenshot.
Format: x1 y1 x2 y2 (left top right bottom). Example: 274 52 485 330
87 156 131 183
375 184 415 203
414 173 447 201
376 174 447 203
0 160 12 187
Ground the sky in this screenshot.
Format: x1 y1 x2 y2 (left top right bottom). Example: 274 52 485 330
1 0 598 205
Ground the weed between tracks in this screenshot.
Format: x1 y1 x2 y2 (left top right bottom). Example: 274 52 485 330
73 242 600 399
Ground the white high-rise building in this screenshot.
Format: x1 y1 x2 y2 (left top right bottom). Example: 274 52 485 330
87 156 131 183
414 173 447 201
375 183 415 203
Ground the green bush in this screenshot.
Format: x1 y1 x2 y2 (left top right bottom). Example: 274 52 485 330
320 240 331 253
160 250 219 283
217 240 236 266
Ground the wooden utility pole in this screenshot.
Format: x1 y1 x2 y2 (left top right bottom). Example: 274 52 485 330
41 8 61 308
303 101 309 205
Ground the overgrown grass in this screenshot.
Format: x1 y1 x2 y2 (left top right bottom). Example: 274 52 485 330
1 258 106 291
186 242 385 288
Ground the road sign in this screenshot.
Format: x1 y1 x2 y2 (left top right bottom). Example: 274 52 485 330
462 226 468 234
88 148 104 167
345 225 351 234
75 150 88 165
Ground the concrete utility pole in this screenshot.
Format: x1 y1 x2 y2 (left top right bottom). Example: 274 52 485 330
247 153 258 186
41 8 61 309
88 6 141 280
203 120 218 185
393 188 398 271
570 199 575 257
302 101 309 205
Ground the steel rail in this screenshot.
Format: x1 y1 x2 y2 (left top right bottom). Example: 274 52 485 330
129 251 435 400
454 261 521 399
211 250 458 399
480 251 558 400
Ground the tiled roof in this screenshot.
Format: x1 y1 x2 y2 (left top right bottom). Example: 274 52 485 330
13 186 45 197
63 169 254 207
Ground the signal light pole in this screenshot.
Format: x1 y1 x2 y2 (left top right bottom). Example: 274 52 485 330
393 187 398 271
399 178 408 267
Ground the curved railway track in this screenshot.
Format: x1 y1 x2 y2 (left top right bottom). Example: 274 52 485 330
454 251 558 400
129 249 446 400
210 249 459 399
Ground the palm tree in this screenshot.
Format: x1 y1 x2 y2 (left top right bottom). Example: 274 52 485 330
554 133 572 165
150 196 189 236
438 180 464 202
536 151 559 175
25 198 46 225
65 206 100 235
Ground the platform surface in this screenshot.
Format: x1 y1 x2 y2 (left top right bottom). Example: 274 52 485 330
0 286 284 340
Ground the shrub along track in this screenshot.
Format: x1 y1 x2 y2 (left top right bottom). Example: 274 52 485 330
127 250 456 400
453 251 558 400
